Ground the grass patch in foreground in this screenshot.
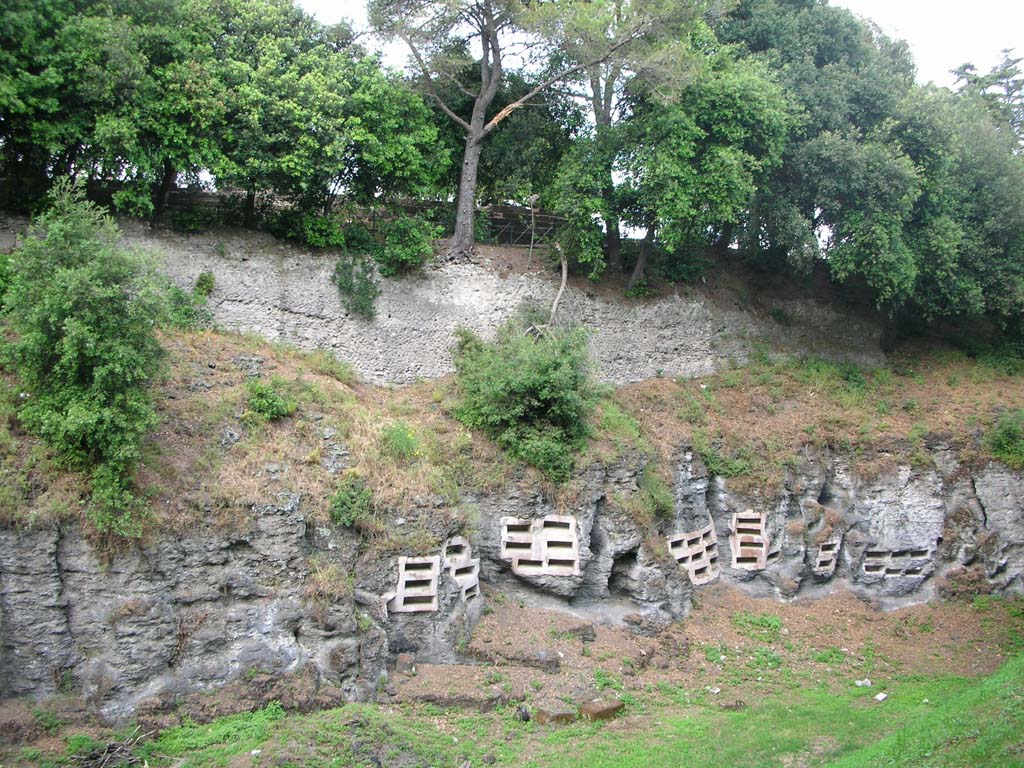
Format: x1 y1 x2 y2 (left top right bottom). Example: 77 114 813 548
130 657 1024 768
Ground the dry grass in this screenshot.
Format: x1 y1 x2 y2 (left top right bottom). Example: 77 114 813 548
1 326 1021 538
615 346 1024 493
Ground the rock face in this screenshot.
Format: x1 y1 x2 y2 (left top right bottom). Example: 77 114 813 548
2 446 1023 721
668 447 1024 606
1 495 398 721
0 216 884 386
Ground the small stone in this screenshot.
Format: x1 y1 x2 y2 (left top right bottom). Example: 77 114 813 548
568 623 597 643
580 699 624 721
250 749 262 756
394 517 406 526
708 686 721 695
219 428 240 448
385 684 397 696
395 653 416 675
855 679 872 687
874 692 888 702
482 755 496 765
533 707 577 725
623 613 643 626
265 463 280 474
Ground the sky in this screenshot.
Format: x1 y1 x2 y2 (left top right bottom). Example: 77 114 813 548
300 0 1023 88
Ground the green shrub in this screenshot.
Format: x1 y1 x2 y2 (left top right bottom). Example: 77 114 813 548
163 283 213 330
692 430 752 477
329 473 374 527
194 271 215 298
639 467 675 521
2 181 163 536
453 324 597 481
245 376 296 421
380 421 420 462
0 252 11 310
333 255 380 319
986 410 1024 469
375 215 439 276
169 205 220 233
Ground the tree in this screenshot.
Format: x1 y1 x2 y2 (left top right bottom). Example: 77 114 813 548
2 181 164 536
954 50 1024 151
617 49 789 288
718 0 916 273
205 0 443 224
554 0 716 272
0 0 227 215
369 0 666 259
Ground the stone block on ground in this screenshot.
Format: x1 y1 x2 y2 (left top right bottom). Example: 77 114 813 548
579 698 624 721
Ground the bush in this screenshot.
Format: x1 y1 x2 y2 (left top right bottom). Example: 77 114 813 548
2 180 163 536
329 473 374 528
245 376 296 421
169 205 220 233
0 252 11 310
986 410 1024 469
380 421 420 462
453 324 597 481
375 215 439 276
333 255 380 319
194 271 215 298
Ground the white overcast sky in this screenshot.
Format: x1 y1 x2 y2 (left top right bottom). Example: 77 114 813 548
301 0 1024 88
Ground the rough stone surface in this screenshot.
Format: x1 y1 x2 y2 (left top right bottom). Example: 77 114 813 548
580 698 624 721
534 706 577 725
668 446 1024 606
2 445 1024 720
6 217 883 386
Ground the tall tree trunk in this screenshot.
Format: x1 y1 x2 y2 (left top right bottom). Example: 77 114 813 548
153 158 176 219
451 132 484 258
715 223 734 255
627 226 655 292
605 214 622 273
244 185 256 229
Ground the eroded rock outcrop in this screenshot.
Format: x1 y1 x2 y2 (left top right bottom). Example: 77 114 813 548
2 447 1022 721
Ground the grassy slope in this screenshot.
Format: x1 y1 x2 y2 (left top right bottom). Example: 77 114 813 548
2 328 1022 538
113 648 1022 767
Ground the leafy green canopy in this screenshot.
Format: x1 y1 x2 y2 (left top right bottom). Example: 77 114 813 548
2 181 163 535
0 0 444 216
453 325 597 481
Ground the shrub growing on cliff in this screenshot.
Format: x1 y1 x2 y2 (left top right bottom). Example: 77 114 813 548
374 215 439 276
452 324 596 481
987 410 1024 469
245 376 296 422
1 181 163 536
329 473 375 528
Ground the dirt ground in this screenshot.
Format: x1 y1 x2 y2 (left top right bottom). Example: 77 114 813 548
389 584 1020 713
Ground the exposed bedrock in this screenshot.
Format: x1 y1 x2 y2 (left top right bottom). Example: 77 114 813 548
2 447 1022 720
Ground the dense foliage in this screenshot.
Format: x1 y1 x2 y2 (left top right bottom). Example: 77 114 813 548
453 325 597 481
1 182 163 535
0 0 444 217
2 0 1023 339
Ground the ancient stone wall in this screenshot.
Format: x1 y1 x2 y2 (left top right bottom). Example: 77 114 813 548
0 216 884 385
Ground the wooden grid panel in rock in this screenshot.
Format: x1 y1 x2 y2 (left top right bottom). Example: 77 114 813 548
667 523 720 585
813 538 842 576
861 546 933 578
500 515 580 576
443 536 480 602
730 511 769 571
388 555 440 613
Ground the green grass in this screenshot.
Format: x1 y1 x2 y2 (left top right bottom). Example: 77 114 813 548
128 656 1024 768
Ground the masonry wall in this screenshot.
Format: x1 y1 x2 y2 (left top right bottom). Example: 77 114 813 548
0 217 884 385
